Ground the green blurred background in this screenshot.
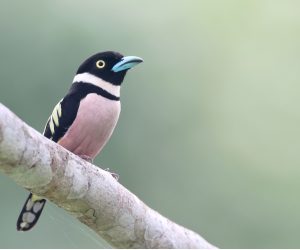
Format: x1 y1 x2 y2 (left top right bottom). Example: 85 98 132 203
0 0 300 248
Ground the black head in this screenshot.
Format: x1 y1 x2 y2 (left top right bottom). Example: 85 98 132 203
76 51 143 86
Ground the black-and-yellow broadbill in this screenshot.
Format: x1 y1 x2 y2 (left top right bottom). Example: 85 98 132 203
16 51 143 231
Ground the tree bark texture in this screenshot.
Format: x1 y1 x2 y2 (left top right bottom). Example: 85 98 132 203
0 103 216 249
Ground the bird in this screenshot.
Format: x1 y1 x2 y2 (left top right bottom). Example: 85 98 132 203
16 51 143 231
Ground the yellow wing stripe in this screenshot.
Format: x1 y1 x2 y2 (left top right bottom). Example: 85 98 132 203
52 108 59 127
49 117 55 134
52 102 62 127
57 102 62 117
42 117 50 135
44 100 63 136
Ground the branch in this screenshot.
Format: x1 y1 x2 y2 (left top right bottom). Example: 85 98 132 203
0 103 216 249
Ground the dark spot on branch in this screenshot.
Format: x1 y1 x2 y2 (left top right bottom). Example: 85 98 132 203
29 162 37 169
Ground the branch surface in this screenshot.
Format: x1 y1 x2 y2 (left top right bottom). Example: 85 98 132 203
0 103 216 249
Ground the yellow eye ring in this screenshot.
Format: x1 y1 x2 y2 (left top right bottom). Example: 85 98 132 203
96 60 105 69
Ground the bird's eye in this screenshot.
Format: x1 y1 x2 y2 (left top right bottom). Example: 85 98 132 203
96 60 105 69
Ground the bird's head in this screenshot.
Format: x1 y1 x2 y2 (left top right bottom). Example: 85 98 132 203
76 51 143 86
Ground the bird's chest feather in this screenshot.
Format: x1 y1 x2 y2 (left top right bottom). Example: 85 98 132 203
58 93 120 158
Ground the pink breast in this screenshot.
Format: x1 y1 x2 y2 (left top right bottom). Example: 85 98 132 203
58 94 120 159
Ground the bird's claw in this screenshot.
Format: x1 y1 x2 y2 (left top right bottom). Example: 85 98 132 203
104 168 119 181
78 157 119 180
79 155 93 163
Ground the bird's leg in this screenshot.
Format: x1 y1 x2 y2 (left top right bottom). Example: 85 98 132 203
104 168 119 181
79 155 93 163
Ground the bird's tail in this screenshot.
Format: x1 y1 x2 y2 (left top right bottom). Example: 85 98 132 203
16 193 46 231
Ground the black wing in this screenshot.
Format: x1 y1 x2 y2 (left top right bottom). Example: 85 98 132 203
43 95 80 142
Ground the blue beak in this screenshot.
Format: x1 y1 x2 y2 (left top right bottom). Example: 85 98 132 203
111 56 143 72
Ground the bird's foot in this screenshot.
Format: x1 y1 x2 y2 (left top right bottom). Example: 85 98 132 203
104 168 119 181
79 155 93 163
78 156 118 180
